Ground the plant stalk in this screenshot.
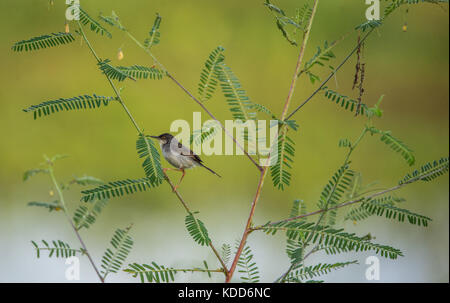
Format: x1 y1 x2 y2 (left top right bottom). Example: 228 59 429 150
77 23 228 276
225 0 320 282
48 164 104 283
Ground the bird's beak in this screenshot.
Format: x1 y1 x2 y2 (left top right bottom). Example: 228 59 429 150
149 135 159 139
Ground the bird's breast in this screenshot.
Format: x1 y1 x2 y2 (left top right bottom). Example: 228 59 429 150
162 145 197 169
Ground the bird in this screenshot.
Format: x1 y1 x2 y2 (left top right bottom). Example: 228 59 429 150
149 133 221 191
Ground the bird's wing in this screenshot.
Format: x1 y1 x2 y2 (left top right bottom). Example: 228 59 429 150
178 141 203 163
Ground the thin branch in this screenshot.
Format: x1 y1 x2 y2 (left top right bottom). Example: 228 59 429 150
285 27 376 120
77 22 228 277
225 0 321 283
225 168 268 282
163 170 229 275
77 23 142 133
271 163 448 283
47 162 104 283
250 164 449 231
274 126 367 282
127 267 224 275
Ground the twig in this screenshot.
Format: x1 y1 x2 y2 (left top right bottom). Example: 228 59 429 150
163 170 229 275
250 164 448 231
225 168 268 282
225 0 321 283
77 23 228 277
274 127 368 282
47 162 104 283
285 27 376 121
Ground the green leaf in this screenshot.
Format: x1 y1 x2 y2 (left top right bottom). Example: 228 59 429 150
144 13 162 49
114 65 164 80
252 102 277 119
98 59 136 82
322 87 370 117
124 262 177 283
270 128 295 190
47 154 69 163
217 63 256 121
70 175 104 187
262 221 403 259
221 243 232 266
198 46 225 102
27 201 61 212
264 0 286 15
384 0 448 18
295 3 313 30
31 240 83 259
12 32 75 52
286 260 358 282
185 212 210 246
345 195 432 227
73 198 109 230
369 128 415 166
264 0 309 46
301 40 337 77
236 243 260 283
338 139 352 148
80 177 153 202
101 226 134 278
99 11 126 31
252 103 298 131
23 168 48 181
136 134 165 186
355 20 382 32
23 94 116 119
79 8 112 38
275 18 298 46
285 200 307 264
124 261 219 283
318 165 355 226
400 156 449 184
345 195 402 222
190 123 220 146
351 199 431 227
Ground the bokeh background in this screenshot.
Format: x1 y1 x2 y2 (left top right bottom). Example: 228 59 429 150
0 0 448 282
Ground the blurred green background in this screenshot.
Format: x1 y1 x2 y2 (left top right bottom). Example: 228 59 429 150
0 0 448 282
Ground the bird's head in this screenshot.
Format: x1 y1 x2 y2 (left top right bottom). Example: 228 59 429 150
149 133 174 145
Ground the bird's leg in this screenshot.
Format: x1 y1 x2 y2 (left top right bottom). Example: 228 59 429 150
172 168 185 192
163 167 180 174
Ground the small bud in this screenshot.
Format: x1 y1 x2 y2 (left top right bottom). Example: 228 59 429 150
117 48 124 61
402 23 408 32
49 190 54 196
65 22 70 34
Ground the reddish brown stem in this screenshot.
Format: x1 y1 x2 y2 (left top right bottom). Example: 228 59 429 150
225 168 268 282
225 0 320 283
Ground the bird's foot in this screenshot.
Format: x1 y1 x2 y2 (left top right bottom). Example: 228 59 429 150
172 185 179 192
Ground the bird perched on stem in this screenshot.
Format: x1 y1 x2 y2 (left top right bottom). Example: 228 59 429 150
150 133 221 191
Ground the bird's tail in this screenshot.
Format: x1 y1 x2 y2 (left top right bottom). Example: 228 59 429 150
199 163 221 178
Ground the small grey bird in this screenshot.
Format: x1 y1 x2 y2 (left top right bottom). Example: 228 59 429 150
150 133 221 191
